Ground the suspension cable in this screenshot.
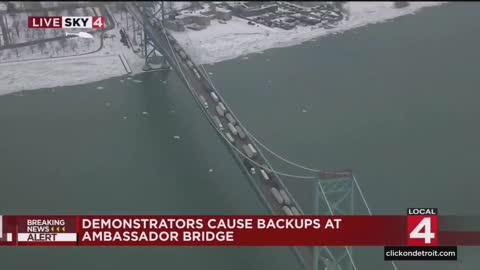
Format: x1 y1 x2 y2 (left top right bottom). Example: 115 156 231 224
246 130 321 172
152 17 316 181
188 40 324 174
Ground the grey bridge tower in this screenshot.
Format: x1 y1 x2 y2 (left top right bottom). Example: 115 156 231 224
141 2 169 71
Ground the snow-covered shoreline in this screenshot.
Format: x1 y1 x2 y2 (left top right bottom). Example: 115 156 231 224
175 2 446 65
0 2 447 95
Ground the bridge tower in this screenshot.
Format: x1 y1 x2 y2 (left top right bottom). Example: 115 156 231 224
313 170 356 270
141 2 169 71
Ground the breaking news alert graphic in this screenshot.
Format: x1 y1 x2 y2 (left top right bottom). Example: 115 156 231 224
0 211 477 249
27 16 105 29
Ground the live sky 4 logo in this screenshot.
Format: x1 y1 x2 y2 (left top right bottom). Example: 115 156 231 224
28 16 105 29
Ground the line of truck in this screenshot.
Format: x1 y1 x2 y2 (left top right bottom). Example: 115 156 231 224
202 77 300 216
166 28 301 217
168 31 202 81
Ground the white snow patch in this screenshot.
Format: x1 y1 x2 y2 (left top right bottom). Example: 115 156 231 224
0 54 127 95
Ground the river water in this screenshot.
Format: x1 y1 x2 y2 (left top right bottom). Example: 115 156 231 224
0 3 478 270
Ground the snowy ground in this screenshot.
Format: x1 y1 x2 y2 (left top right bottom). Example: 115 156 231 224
0 31 145 95
174 2 446 65
0 33 100 62
0 8 146 96
0 2 446 95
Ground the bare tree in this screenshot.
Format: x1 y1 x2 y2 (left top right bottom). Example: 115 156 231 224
59 38 67 53
38 29 45 40
87 38 93 49
13 20 19 37
54 45 60 56
25 29 31 40
9 31 16 44
38 42 46 54
132 19 136 45
71 40 78 53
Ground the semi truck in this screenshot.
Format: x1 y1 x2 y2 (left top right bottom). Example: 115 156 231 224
199 95 208 109
225 132 235 143
225 113 236 125
290 206 301 216
216 105 225 117
242 144 256 159
210 92 219 103
218 102 227 112
213 116 223 130
227 123 238 136
235 125 246 139
260 169 270 181
270 187 284 204
179 51 187 60
282 206 294 216
279 189 292 205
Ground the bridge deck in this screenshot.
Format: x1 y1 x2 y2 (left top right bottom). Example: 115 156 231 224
126 4 322 270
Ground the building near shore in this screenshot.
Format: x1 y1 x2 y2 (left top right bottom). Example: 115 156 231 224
0 3 7 12
187 24 207 31
216 7 232 21
291 2 327 8
178 14 211 27
231 4 278 17
163 20 186 32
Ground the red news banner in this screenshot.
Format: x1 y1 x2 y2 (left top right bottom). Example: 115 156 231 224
0 213 478 247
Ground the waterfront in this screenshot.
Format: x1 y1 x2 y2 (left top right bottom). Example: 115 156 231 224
1 2 479 270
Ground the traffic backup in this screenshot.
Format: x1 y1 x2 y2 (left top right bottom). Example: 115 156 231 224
164 29 302 218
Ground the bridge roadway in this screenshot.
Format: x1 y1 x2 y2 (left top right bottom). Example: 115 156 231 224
126 4 321 270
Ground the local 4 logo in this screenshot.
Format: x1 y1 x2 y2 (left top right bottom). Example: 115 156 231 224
407 208 438 246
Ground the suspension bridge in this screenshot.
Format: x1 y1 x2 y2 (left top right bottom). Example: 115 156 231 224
123 3 399 270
